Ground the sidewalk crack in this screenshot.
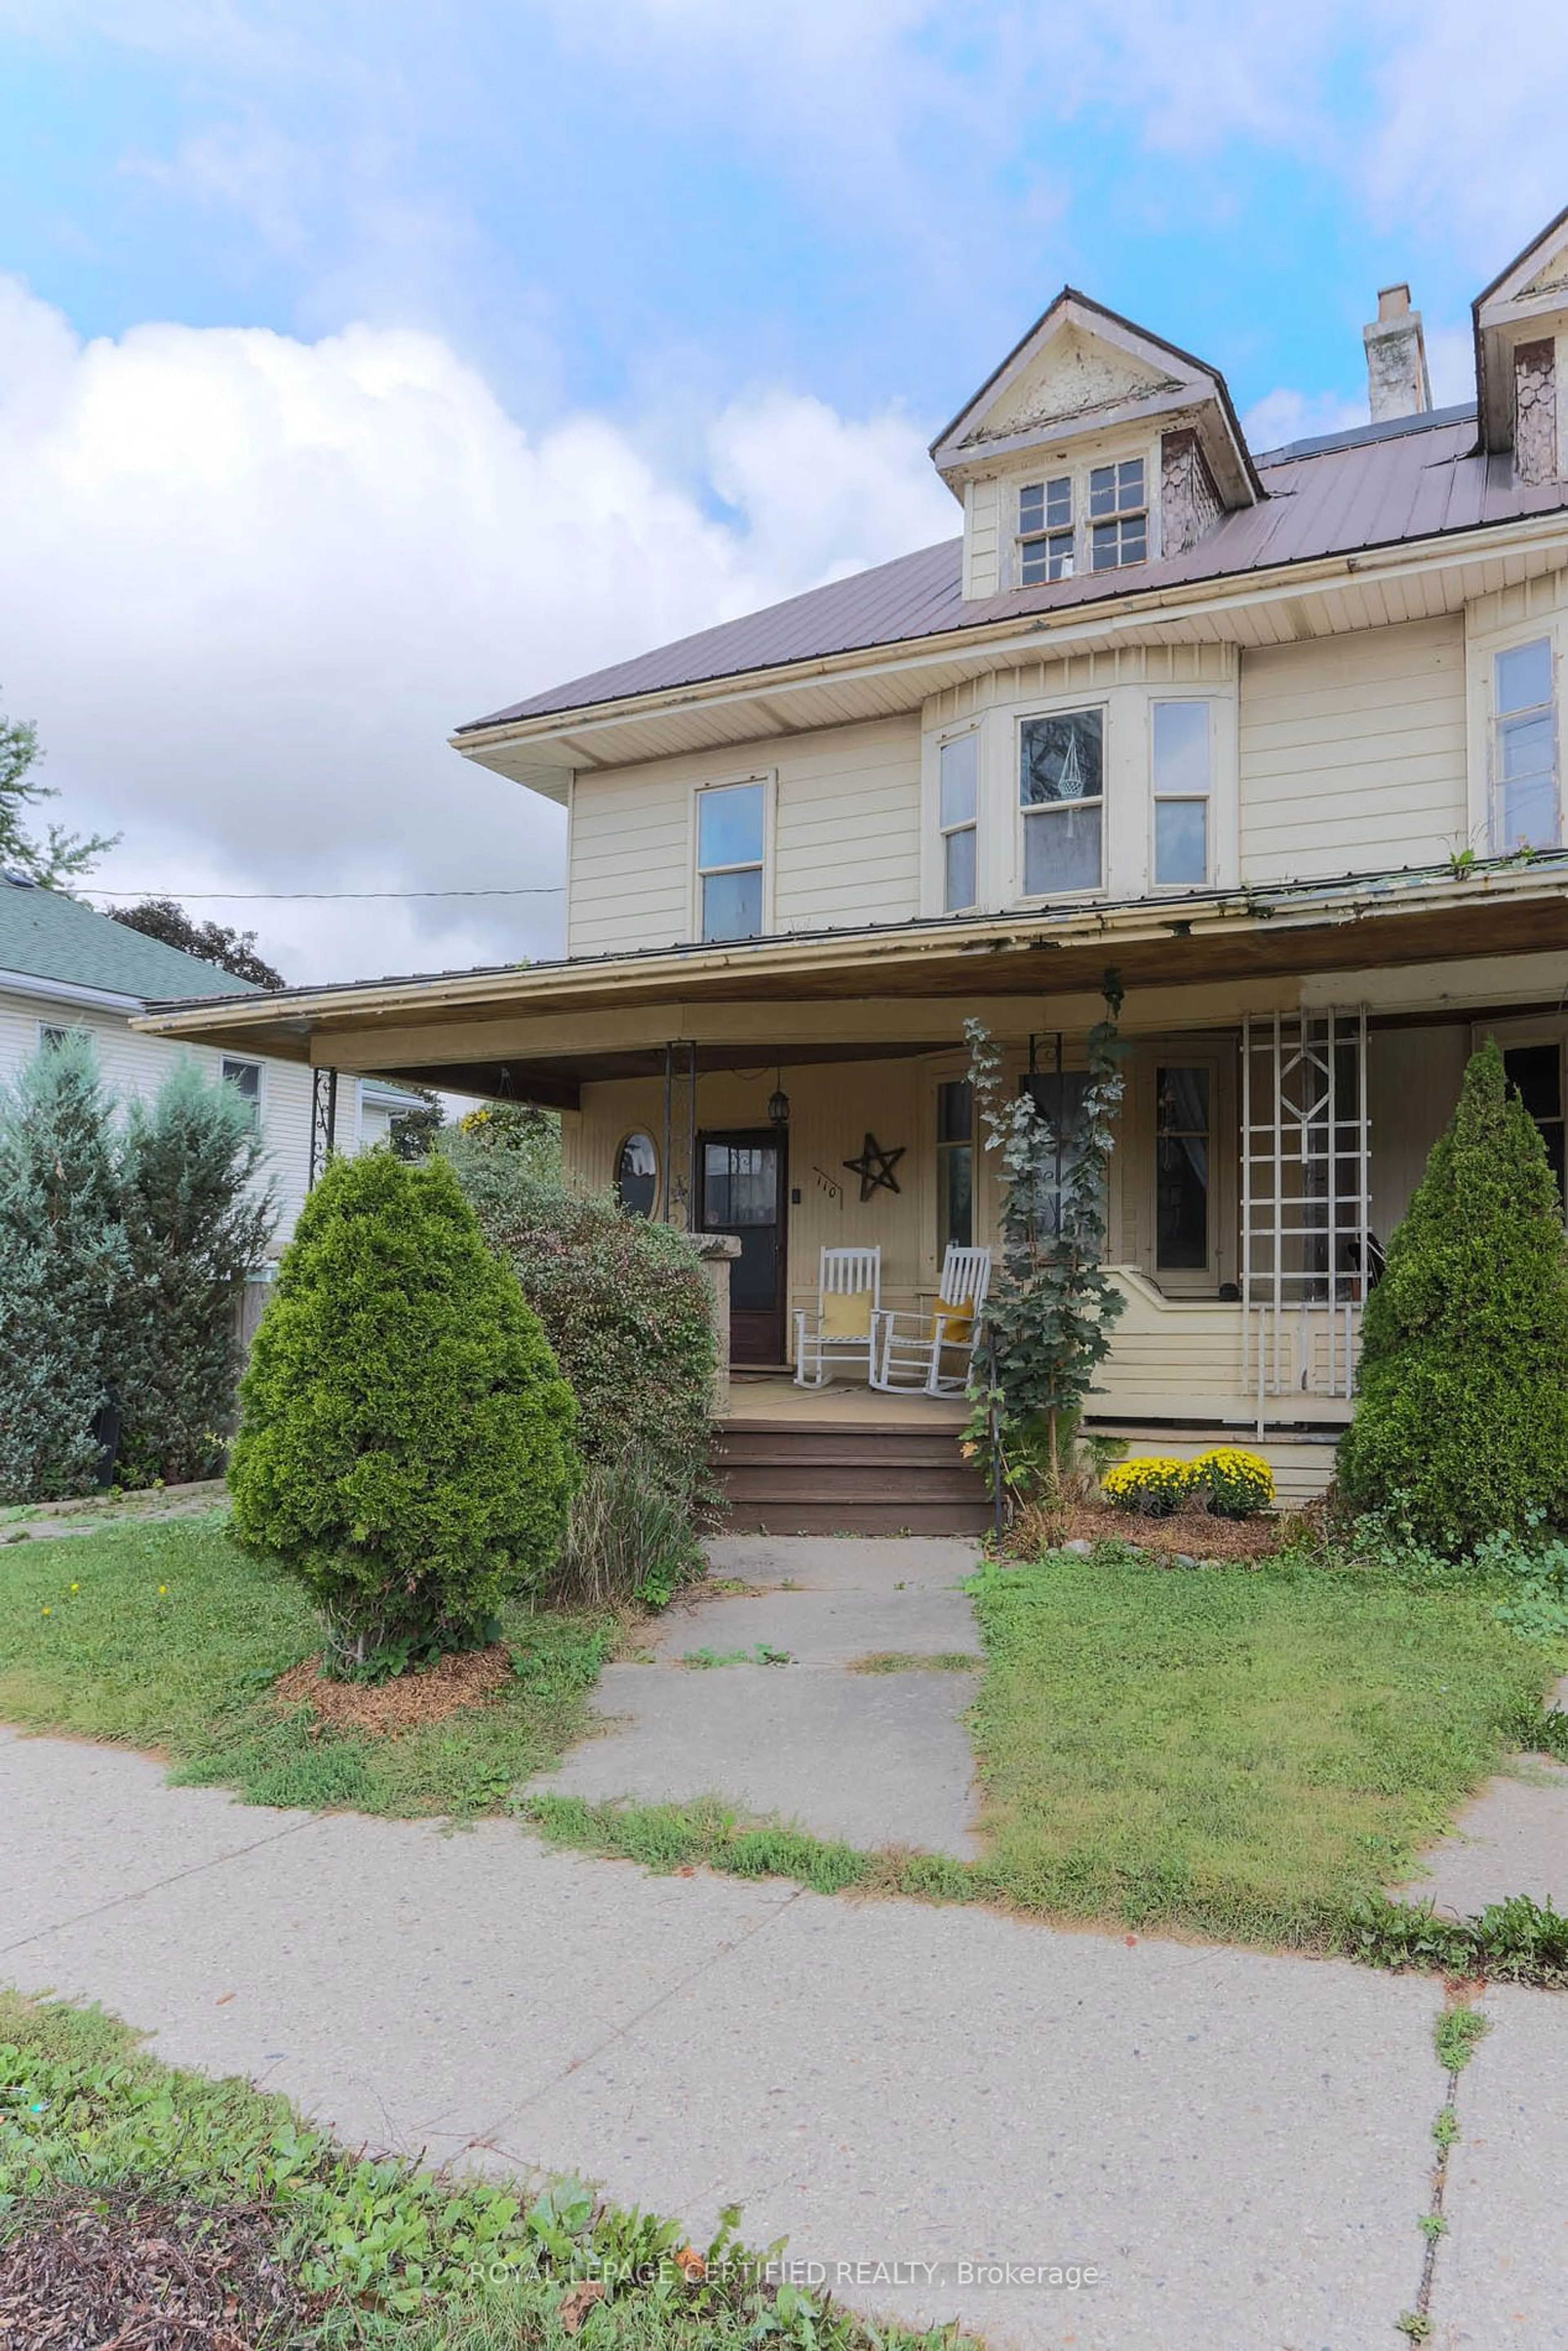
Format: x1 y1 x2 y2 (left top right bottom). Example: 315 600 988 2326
468 1881 807 2157
1 1810 320 1958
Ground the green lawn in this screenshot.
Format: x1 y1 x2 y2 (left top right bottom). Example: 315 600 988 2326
0 1513 612 1817
0 1990 968 2349
965 1549 1567 1944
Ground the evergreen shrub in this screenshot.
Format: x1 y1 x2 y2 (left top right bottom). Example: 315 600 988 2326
229 1152 579 1663
1338 1038 1568 1554
448 1147 717 1599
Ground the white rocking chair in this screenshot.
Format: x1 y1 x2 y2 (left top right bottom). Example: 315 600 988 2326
872 1245 993 1397
793 1247 882 1387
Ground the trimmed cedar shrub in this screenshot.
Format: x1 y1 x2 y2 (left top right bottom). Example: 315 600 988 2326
114 1061 277 1488
0 1033 127 1501
229 1152 579 1666
448 1148 717 1594
1338 1037 1568 1555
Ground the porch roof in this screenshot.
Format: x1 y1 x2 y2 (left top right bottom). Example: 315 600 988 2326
137 855 1568 1107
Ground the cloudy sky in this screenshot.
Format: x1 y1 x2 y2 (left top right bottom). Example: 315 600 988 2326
0 0 1563 984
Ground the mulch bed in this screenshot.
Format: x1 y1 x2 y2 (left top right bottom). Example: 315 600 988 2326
274 1644 511 1737
0 2191 322 2350
1032 1499 1305 1564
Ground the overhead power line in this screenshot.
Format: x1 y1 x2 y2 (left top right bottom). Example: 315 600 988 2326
72 884 565 902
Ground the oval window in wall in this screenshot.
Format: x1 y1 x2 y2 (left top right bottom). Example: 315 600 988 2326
615 1130 659 1218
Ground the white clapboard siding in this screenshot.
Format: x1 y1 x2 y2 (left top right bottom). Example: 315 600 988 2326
1239 617 1468 882
567 717 921 956
0 989 314 1248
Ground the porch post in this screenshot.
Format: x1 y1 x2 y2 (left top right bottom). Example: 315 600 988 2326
693 1233 742 1416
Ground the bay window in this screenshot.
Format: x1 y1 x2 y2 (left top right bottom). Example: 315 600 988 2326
1152 700 1211 886
939 732 978 912
1020 708 1104 895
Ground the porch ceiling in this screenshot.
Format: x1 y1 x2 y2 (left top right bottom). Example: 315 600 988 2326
136 857 1568 1102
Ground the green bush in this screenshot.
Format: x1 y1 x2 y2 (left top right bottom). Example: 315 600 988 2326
229 1152 579 1665
0 1035 128 1501
114 1061 277 1487
448 1148 717 1587
1339 1038 1568 1555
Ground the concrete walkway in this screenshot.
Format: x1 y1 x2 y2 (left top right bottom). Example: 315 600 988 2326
533 1538 984 1857
5 1726 1567 2350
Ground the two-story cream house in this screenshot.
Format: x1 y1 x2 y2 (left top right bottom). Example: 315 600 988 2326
148 204 1568 1516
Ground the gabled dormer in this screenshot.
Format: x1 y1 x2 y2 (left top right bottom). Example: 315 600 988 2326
1474 206 1568 484
929 289 1262 601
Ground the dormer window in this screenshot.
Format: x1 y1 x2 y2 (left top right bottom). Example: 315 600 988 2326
1089 459 1147 571
1018 477 1074 585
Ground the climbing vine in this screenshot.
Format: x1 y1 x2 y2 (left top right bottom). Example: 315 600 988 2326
965 974 1127 1491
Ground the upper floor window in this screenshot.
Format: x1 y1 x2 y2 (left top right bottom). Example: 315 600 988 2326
1089 459 1147 572
222 1056 262 1125
1020 709 1104 895
1018 476 1074 586
938 733 978 912
1152 701 1211 886
1492 638 1558 851
697 780 765 942
38 1023 74 1052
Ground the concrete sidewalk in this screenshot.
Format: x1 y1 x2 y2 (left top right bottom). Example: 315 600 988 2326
534 1537 984 1856
7 1727 1565 2349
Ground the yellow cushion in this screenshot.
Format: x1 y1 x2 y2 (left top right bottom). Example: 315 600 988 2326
932 1295 976 1347
821 1289 873 1340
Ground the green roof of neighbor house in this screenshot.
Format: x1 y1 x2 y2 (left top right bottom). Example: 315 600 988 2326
0 875 259 1002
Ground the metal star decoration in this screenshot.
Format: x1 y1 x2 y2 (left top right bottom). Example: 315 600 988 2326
842 1131 905 1202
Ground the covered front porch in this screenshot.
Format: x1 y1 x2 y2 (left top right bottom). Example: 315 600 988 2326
140 859 1568 1503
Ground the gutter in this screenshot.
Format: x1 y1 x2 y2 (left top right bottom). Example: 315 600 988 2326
0 968 145 1015
136 854 1568 1044
451 508 1568 764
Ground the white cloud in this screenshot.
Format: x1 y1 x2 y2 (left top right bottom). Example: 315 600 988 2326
0 278 953 987
1241 386 1367 455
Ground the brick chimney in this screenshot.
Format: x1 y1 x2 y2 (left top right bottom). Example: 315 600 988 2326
1363 283 1433 424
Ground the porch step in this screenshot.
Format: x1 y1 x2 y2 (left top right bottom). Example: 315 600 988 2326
712 1418 991 1537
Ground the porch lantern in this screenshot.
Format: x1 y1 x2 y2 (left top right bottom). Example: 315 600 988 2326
768 1071 791 1129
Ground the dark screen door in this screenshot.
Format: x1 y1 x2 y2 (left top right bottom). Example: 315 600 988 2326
699 1130 787 1365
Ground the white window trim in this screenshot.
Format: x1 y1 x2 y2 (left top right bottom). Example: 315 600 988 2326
1007 441 1158 591
221 1054 267 1123
1147 1053 1224 1296
1466 608 1565 858
1490 635 1559 855
934 724 981 915
1148 697 1215 893
687 770 775 945
1015 701 1111 903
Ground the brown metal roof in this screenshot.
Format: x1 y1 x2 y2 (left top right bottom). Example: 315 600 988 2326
460 404 1568 734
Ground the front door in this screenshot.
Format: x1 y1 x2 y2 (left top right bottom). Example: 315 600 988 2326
699 1129 787 1365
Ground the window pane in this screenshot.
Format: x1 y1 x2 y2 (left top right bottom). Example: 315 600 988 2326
937 1078 973 1144
1501 710 1555 781
702 866 763 941
1154 701 1210 795
1020 708 1103 806
615 1131 658 1218
703 1142 777 1227
1020 1071 1099 1244
1022 534 1073 585
697 781 765 871
1502 772 1557 850
938 732 978 827
1046 476 1071 527
937 1142 973 1251
1025 804 1102 893
944 824 976 912
39 1025 71 1052
1091 520 1120 570
222 1059 261 1101
1089 465 1115 517
1504 1044 1561 1123
1019 482 1044 534
1119 458 1145 507
1497 639 1552 715
1155 797 1207 885
1156 1066 1210 1269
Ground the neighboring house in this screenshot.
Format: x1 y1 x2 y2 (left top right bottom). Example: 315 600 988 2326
0 874 420 1245
145 203 1568 1480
